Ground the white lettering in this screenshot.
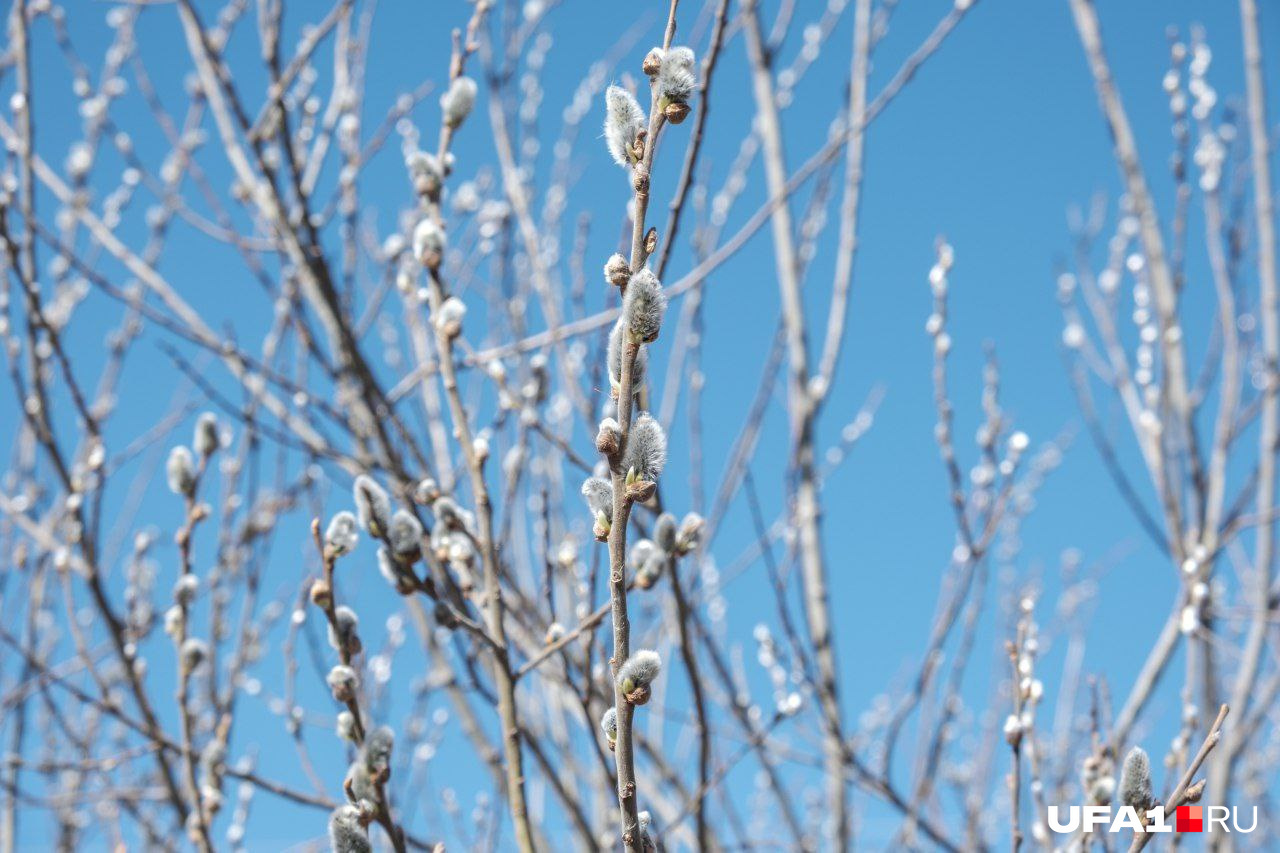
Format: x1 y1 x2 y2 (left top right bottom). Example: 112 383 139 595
1110 806 1143 832
1083 805 1110 832
1047 806 1080 834
1143 807 1172 833
1233 807 1258 833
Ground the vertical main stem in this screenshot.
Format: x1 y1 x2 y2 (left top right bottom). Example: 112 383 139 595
420 7 533 846
426 273 536 853
741 2 848 848
176 476 213 853
1212 0 1278 815
4 4 33 848
1008 627 1025 853
608 7 679 850
609 113 663 853
668 551 712 850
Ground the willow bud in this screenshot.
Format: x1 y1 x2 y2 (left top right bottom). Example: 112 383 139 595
642 47 664 77
604 253 631 287
326 664 358 703
617 649 661 705
596 417 622 457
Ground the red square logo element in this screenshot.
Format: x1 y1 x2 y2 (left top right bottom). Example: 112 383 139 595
1177 805 1203 833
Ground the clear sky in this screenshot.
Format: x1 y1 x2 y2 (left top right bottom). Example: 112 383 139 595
6 0 1279 849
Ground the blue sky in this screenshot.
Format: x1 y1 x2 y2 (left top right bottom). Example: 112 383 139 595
6 0 1280 849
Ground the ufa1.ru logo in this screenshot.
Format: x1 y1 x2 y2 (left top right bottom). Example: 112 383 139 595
1047 805 1257 835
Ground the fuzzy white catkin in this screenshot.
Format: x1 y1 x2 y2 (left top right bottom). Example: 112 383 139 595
378 546 415 593
604 85 646 167
629 538 658 568
414 477 440 504
622 268 666 343
430 526 454 560
618 649 662 689
164 605 184 638
328 606 361 653
66 142 92 178
657 46 697 103
179 637 208 675
636 549 666 587
432 496 466 529
440 76 478 127
325 511 360 555
353 475 392 538
436 499 471 540
623 413 667 481
461 527 486 561
678 512 705 552
404 149 435 176
386 510 423 562
166 446 196 496
345 760 377 804
174 573 199 606
412 218 446 265
434 296 467 336
600 706 618 740
607 320 648 391
653 513 677 554
326 664 358 700
364 726 395 777
193 412 221 457
328 804 372 853
1119 747 1154 810
581 477 613 521
405 150 444 195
